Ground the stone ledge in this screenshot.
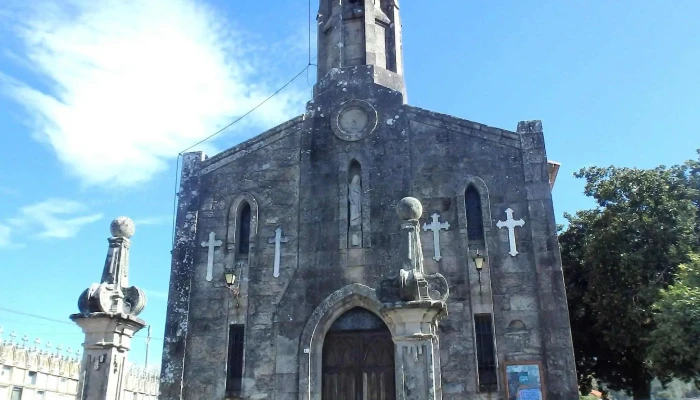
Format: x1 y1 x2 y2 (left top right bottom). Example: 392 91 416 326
405 105 522 144
200 115 305 175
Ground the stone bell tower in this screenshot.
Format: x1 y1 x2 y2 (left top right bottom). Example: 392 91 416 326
316 0 405 99
71 217 147 400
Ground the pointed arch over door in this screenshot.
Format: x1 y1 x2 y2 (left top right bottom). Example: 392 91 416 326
322 308 395 400
299 284 395 400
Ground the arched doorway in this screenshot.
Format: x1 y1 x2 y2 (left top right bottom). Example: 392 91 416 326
322 307 395 400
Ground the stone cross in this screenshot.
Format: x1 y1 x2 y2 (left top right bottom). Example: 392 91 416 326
422 213 450 261
201 232 222 282
9 331 16 344
268 228 290 278
21 335 28 348
496 208 526 256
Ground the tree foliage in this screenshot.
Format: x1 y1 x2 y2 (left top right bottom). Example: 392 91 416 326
648 254 700 388
560 151 700 399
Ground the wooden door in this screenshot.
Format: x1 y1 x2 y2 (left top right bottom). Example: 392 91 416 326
323 330 395 400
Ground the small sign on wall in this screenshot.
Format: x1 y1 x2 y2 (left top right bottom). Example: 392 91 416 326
504 361 545 400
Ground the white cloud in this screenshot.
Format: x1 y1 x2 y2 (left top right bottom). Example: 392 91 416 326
132 216 171 227
9 199 102 239
0 224 11 247
0 0 307 188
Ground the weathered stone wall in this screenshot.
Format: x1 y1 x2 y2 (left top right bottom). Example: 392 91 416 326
161 67 578 399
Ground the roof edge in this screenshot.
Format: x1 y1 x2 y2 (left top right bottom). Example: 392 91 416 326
201 115 305 169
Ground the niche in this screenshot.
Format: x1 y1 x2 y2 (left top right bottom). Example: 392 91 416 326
348 160 363 248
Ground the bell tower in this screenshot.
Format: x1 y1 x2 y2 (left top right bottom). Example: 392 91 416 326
316 0 405 99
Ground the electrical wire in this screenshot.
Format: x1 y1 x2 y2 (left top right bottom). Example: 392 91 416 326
0 307 74 326
178 65 310 155
170 154 181 247
169 0 317 253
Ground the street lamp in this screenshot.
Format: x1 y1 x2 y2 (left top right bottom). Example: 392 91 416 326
472 251 485 271
223 271 240 307
472 251 486 295
224 271 236 287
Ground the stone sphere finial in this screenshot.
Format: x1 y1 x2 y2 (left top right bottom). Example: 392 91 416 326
110 217 135 238
396 197 423 220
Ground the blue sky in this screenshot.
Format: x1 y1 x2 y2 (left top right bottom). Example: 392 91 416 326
0 1 698 369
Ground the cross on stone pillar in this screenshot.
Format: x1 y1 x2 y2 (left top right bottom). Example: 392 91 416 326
34 338 40 350
21 335 28 348
201 232 222 282
9 331 16 344
422 213 450 261
496 208 526 256
268 228 290 278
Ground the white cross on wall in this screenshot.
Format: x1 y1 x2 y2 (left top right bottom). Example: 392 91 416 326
422 213 450 261
201 232 223 282
268 228 290 278
496 208 526 257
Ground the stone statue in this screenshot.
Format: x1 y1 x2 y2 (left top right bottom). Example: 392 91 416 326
348 175 362 227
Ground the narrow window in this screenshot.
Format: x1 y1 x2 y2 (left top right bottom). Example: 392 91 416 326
380 0 396 72
238 203 251 254
10 387 22 400
474 314 497 392
465 185 484 241
226 324 245 392
28 371 37 385
1 366 11 381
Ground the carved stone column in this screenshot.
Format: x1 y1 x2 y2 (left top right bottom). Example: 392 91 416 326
379 197 449 400
71 217 147 400
72 315 145 400
386 303 445 400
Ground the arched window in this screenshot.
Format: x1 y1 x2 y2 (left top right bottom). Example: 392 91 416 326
465 185 484 241
238 202 251 254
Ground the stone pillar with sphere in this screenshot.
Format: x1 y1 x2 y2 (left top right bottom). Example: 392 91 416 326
70 217 147 400
378 198 450 400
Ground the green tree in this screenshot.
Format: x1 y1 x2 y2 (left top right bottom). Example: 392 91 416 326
648 254 700 389
560 152 699 399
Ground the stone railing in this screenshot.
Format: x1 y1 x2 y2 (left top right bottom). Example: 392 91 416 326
123 363 160 398
0 330 81 380
0 328 81 398
0 328 159 399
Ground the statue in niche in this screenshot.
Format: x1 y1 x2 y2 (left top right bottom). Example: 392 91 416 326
348 174 363 247
348 175 362 226
349 175 362 227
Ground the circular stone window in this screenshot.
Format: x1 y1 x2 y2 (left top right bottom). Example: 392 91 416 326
331 99 378 142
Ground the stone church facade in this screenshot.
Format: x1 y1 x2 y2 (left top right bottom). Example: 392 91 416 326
160 1 579 399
